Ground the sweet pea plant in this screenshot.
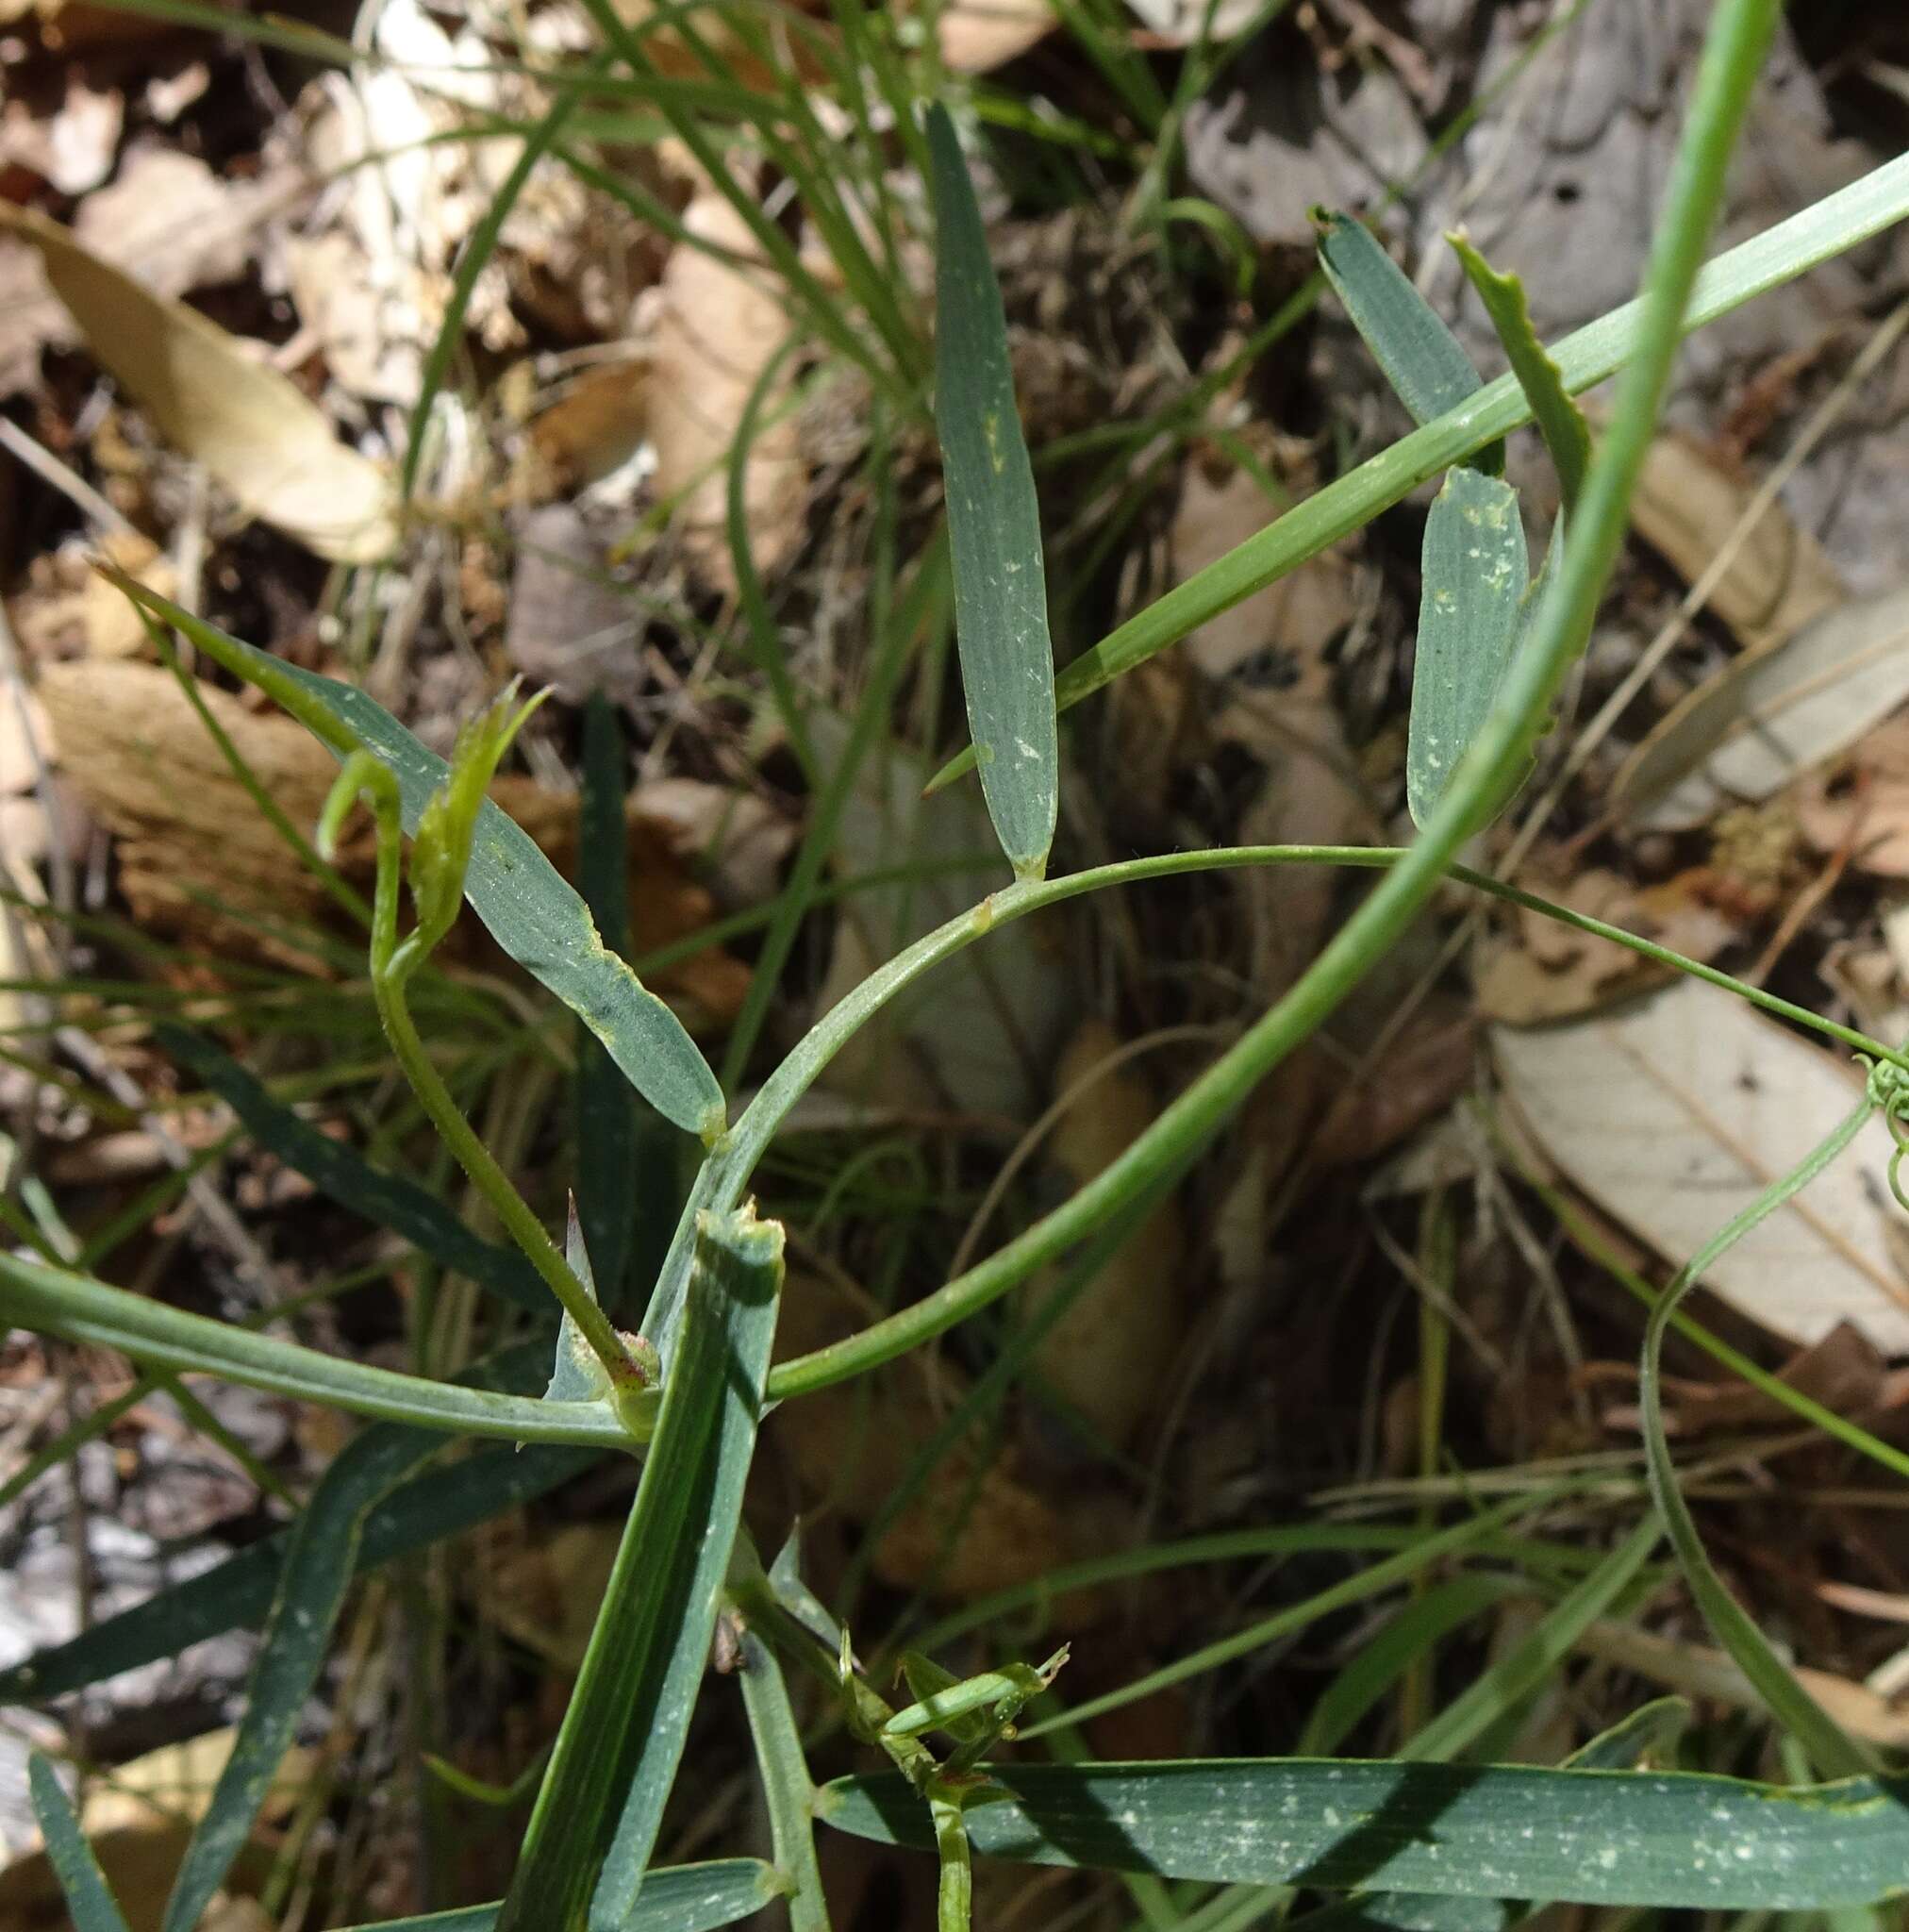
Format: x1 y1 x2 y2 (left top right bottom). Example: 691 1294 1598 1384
12 2 1909 1926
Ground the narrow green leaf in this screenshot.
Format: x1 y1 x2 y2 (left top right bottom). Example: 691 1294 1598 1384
1447 231 1591 514
0 1430 592 1703
736 1623 835 1932
1401 1514 1660 1763
28 1756 132 1932
337 1858 788 1931
106 575 726 1142
1295 1701 1694 1932
1313 210 1500 474
925 103 1058 882
577 695 639 1309
499 1207 784 1932
1297 1574 1527 1757
162 1425 438 1932
1407 467 1528 828
1641 1099 1879 1778
818 1757 1909 1908
0 1252 634 1448
159 1024 545 1315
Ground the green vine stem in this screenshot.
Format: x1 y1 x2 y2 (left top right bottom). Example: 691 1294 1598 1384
326 740 650 1415
713 0 1783 1401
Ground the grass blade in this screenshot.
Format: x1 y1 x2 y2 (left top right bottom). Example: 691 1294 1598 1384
162 1424 440 1932
160 1024 545 1315
736 1621 835 1931
0 1252 635 1448
0 1430 592 1702
1447 232 1590 513
1407 467 1528 828
106 575 726 1142
1312 209 1497 471
337 1859 788 1931
498 1207 784 1932
28 1755 132 1932
818 1757 1909 1907
926 102 1058 882
1640 1100 1879 1777
576 696 639 1309
1400 1514 1661 1763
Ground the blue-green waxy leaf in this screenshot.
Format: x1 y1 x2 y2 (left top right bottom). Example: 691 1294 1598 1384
162 1424 440 1932
1313 210 1501 475
498 1207 784 1932
818 1757 1909 1909
107 575 725 1141
1447 231 1591 515
925 103 1058 882
158 1025 545 1315
338 1858 787 1931
1407 467 1529 828
28 1755 132 1932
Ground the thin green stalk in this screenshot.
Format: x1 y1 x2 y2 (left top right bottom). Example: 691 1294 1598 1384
0 1253 642 1448
1639 1099 1880 1777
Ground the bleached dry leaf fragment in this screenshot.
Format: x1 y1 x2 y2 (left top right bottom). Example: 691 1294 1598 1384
937 0 1055 72
0 201 397 561
1022 1020 1187 1448
1627 429 1844 651
1796 713 1909 877
1613 585 1909 831
646 196 806 594
1492 976 1909 1354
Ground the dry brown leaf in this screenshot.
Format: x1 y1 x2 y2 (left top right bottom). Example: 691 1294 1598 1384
1580 1621 1909 1748
645 195 806 593
1021 1020 1187 1448
40 658 750 1012
0 199 396 561
1173 448 1362 679
0 1728 307 1932
1312 996 1476 1166
1492 975 1909 1354
1473 868 1735 1024
769 1268 1075 1602
1796 712 1909 877
1628 429 1844 651
936 0 1056 72
1613 586 1909 831
7 527 176 662
521 358 649 500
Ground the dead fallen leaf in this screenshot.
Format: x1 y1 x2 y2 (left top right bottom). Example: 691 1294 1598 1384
1796 713 1909 877
7 527 177 662
1580 1621 1909 1749
0 67 124 196
1173 444 1363 680
1021 1020 1187 1448
1473 867 1735 1024
770 1268 1077 1602
936 0 1056 71
1312 995 1477 1165
1613 586 1909 831
1492 975 1909 1355
635 775 794 909
504 503 641 705
644 195 806 594
520 358 649 500
1627 429 1844 651
0 200 397 561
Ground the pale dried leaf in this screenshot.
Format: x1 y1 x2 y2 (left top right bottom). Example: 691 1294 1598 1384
1492 976 1909 1354
0 71 123 196
1626 429 1843 650
1613 587 1909 831
937 0 1055 71
646 196 806 594
0 202 396 561
1022 1020 1187 1447
1796 714 1909 877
